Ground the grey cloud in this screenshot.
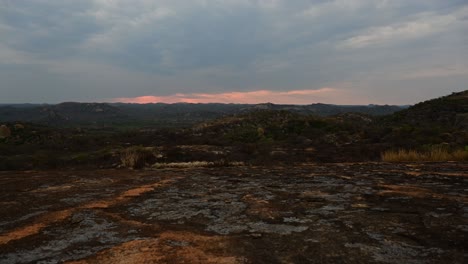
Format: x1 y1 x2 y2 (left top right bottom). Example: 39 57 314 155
1 0 100 57
0 0 467 103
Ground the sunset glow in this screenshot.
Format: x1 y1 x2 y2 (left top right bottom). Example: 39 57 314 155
110 88 357 104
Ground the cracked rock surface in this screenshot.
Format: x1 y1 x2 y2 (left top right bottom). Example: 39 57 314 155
0 163 467 263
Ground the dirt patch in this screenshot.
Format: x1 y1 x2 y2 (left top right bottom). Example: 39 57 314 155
66 231 243 264
0 209 73 245
378 184 433 198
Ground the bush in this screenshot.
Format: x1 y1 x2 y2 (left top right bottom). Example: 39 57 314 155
120 146 156 169
0 125 11 139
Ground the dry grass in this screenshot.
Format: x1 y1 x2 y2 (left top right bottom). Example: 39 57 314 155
451 149 468 161
381 149 421 162
152 161 244 169
381 148 468 162
120 146 155 169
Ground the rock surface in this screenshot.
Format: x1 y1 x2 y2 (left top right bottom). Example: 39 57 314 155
0 163 467 263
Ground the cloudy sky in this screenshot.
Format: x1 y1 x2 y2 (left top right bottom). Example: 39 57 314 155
1 0 467 104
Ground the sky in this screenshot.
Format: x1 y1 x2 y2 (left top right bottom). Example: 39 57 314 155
0 0 467 105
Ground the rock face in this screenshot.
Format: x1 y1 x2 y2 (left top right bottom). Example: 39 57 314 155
0 163 466 263
0 125 11 138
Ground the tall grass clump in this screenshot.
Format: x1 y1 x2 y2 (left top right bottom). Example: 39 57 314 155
427 147 451 161
381 147 468 162
120 146 155 169
381 149 421 162
451 149 468 161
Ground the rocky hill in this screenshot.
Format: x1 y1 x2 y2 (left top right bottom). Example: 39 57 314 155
389 90 468 128
378 90 468 149
186 90 468 161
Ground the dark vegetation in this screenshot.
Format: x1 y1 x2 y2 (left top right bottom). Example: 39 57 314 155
0 102 405 127
0 91 466 170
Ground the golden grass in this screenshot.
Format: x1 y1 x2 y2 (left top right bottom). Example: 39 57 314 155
427 147 452 161
152 161 244 169
120 146 155 169
452 149 468 161
381 149 420 162
381 148 468 162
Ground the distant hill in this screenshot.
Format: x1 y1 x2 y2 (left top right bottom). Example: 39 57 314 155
0 102 405 127
0 91 466 169
242 103 405 116
0 103 128 126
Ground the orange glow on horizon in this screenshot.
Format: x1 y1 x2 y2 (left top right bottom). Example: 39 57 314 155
110 88 361 105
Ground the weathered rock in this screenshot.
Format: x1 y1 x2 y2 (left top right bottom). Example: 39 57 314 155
0 163 466 263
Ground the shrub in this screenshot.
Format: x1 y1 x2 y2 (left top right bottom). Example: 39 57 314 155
120 146 156 169
0 125 11 139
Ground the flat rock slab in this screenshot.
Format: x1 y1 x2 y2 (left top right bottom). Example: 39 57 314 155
0 163 467 263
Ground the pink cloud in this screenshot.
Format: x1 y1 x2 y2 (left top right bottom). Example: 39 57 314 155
110 88 361 105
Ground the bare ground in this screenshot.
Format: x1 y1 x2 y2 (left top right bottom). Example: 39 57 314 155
0 163 467 263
